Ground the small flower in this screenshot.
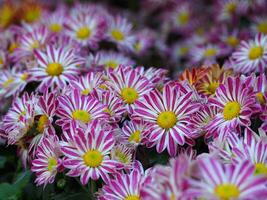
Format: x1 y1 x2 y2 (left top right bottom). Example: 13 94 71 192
187 157 267 199
61 120 119 184
31 45 84 91
110 144 133 169
56 89 108 130
133 84 199 156
31 135 62 187
231 33 267 73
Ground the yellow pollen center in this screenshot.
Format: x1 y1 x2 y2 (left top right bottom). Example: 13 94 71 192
124 195 140 200
76 27 91 40
207 82 219 94
177 12 189 25
8 43 18 53
204 48 217 57
104 60 118 69
31 40 40 49
47 157 57 172
128 130 141 143
223 101 241 120
215 184 239 200
72 110 91 123
81 88 90 95
258 22 267 34
0 5 13 28
255 163 267 176
83 150 103 168
111 29 125 41
226 36 239 47
21 73 28 81
3 78 14 88
121 87 139 104
114 149 130 164
256 92 266 104
49 23 62 33
226 3 237 13
157 111 177 129
180 46 189 55
24 7 41 23
248 46 263 60
134 42 142 52
46 62 63 76
37 115 49 133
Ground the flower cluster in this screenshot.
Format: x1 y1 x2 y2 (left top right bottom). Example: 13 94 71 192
0 1 267 200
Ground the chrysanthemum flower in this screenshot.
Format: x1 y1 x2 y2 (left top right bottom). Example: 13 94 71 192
0 68 17 98
121 120 148 146
132 29 155 55
61 120 119 184
110 144 133 169
31 45 84 91
251 16 267 35
99 168 145 200
11 26 52 62
133 84 199 156
42 9 66 33
32 135 62 187
65 11 104 48
3 92 36 144
231 33 267 73
68 72 104 96
56 90 108 130
94 90 126 123
207 76 255 135
106 15 135 51
92 50 134 70
106 66 153 113
178 67 208 87
187 157 267 199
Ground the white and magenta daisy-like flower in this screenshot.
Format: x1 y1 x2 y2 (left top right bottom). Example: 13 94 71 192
132 29 155 55
31 45 84 91
61 120 120 184
65 11 104 48
56 89 108 130
106 66 153 113
92 50 134 70
251 16 267 35
133 84 199 156
68 72 104 96
31 135 62 187
11 26 52 62
207 76 255 136
187 157 267 199
42 9 66 33
231 33 267 73
106 15 135 51
110 144 133 169
121 120 148 146
99 168 145 200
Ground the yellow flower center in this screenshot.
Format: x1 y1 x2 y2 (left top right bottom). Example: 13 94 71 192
134 42 142 52
226 36 239 47
111 29 125 41
179 46 189 55
49 23 62 33
0 5 13 28
76 27 91 40
128 130 141 143
81 88 90 95
226 2 237 13
255 163 267 177
256 92 266 104
72 110 91 123
177 12 189 25
121 87 139 104
104 60 118 69
248 46 264 60
215 184 239 200
114 149 130 164
37 115 49 133
21 73 28 81
8 42 18 53
204 48 217 57
83 150 103 168
258 22 267 34
31 40 40 49
3 78 14 88
157 111 177 129
223 101 241 120
124 195 140 200
46 62 63 76
207 82 219 94
47 157 57 172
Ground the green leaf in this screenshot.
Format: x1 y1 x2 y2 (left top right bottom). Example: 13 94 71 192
0 183 18 200
0 156 6 168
